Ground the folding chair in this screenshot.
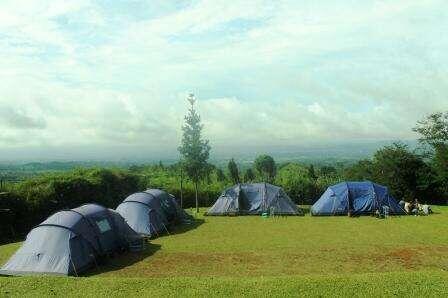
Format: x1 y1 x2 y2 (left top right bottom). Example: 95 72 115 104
382 206 390 219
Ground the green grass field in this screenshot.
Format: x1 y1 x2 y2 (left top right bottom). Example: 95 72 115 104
1 206 448 297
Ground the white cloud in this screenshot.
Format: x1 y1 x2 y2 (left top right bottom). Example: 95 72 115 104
0 0 447 159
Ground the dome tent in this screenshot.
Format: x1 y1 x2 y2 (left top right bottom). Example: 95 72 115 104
0 204 141 276
311 181 406 216
116 189 192 237
207 183 302 216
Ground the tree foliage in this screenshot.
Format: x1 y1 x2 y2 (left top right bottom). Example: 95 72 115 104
178 105 211 184
414 112 448 146
344 160 374 181
373 142 428 201
227 158 240 184
414 112 448 198
344 142 440 203
254 155 276 183
320 166 337 177
216 168 226 182
308 165 317 180
243 168 255 183
275 163 315 204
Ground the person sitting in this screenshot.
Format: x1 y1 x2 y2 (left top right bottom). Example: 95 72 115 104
411 198 421 216
411 205 419 216
404 202 413 214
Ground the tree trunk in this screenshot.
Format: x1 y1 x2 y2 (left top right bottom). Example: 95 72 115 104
195 181 199 214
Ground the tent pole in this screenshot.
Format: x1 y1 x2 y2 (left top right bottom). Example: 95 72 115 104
373 184 377 216
331 190 337 216
150 222 159 237
346 182 351 217
71 258 78 277
237 184 240 214
264 182 267 214
162 223 170 235
91 254 99 270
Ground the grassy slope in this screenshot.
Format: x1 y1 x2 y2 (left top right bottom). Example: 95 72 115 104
1 206 448 297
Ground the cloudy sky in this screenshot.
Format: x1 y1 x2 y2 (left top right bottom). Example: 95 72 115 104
0 0 447 161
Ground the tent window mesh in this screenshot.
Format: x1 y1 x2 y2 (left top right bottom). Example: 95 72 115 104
96 219 112 233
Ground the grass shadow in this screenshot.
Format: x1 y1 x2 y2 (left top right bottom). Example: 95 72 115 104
166 218 205 236
0 236 25 246
83 242 161 277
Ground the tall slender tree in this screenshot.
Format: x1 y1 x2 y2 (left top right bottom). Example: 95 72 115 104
228 158 240 184
178 94 211 213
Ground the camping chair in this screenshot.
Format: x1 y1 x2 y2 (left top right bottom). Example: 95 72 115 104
382 206 390 219
421 204 431 215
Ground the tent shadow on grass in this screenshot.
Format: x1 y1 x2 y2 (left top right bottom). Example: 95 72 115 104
165 219 205 237
83 242 162 277
82 220 204 276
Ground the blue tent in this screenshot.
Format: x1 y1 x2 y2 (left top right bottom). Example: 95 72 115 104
311 181 405 216
0 204 141 276
207 183 302 216
116 189 192 237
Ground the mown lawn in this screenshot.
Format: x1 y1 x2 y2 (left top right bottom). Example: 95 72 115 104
1 206 448 297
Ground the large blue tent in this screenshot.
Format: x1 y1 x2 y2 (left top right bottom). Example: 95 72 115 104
116 189 192 237
311 181 405 216
0 204 141 276
207 183 302 216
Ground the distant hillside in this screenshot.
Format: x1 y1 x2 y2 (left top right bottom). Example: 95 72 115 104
0 139 419 176
210 140 419 168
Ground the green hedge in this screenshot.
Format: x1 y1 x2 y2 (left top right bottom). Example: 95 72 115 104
0 168 141 243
